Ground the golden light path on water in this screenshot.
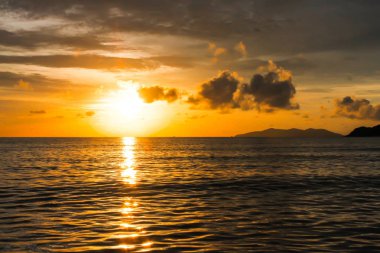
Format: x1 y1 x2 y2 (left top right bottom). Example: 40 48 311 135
114 137 153 251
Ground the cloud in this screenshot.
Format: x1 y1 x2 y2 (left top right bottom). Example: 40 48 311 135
30 110 46 114
188 61 298 111
15 79 33 90
77 111 96 118
0 71 91 93
208 42 227 63
0 29 113 50
239 61 299 110
234 41 247 58
188 71 240 109
138 86 179 103
0 71 60 90
3 0 380 55
85 111 95 117
0 54 193 71
2 1 380 86
335 96 380 120
0 71 103 103
0 54 154 71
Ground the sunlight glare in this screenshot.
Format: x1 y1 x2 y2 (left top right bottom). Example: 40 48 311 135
121 137 137 185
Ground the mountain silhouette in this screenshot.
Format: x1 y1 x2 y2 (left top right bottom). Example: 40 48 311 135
235 128 342 138
347 125 380 137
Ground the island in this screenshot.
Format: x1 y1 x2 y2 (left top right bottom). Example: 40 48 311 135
346 124 380 137
235 128 342 138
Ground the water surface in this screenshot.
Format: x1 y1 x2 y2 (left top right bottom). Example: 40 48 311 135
0 137 379 252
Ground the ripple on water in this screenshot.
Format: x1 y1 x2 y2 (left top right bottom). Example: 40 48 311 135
0 137 380 252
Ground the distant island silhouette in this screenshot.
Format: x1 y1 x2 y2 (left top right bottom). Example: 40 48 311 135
235 128 342 138
347 124 380 137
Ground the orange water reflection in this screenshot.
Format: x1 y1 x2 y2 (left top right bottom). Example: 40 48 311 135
121 137 137 185
117 137 153 251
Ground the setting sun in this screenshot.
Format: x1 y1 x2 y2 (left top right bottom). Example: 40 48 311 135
91 81 173 136
103 81 144 116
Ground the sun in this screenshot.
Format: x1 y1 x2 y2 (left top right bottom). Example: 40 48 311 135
103 81 145 118
92 80 171 136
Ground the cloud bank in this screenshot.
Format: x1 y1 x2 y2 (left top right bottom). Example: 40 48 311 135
0 54 193 71
30 110 46 114
335 96 380 121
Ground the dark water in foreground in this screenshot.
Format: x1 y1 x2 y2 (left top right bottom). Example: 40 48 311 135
0 137 379 252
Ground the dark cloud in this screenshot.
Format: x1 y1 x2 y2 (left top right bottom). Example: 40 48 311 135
149 56 195 68
2 0 380 54
335 96 380 120
0 29 112 50
30 110 46 114
0 54 154 71
0 54 193 70
188 62 299 111
0 71 66 90
276 56 315 74
235 56 315 75
242 71 299 110
188 71 239 109
138 86 179 103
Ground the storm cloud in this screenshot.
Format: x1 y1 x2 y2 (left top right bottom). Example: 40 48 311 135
335 96 380 121
138 86 179 103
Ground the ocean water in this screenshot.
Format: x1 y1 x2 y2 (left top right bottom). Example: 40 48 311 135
0 137 379 252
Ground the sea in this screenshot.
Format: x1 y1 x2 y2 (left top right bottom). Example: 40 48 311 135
0 137 379 252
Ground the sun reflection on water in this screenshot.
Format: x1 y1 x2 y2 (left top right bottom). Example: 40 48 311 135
117 137 153 251
121 137 137 185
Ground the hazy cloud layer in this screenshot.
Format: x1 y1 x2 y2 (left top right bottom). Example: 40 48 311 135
2 0 380 54
85 111 95 117
138 86 179 103
0 71 69 91
0 71 104 104
1 1 380 87
30 110 46 114
0 55 176 71
208 42 227 63
188 61 298 111
335 96 380 121
0 29 112 50
234 41 247 58
0 71 87 92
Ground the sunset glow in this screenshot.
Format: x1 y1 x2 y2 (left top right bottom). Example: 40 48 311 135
1 2 379 253
0 1 379 137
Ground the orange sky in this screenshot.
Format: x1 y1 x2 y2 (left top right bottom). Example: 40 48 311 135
0 1 379 136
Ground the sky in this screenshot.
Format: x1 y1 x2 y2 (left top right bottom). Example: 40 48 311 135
0 0 379 137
